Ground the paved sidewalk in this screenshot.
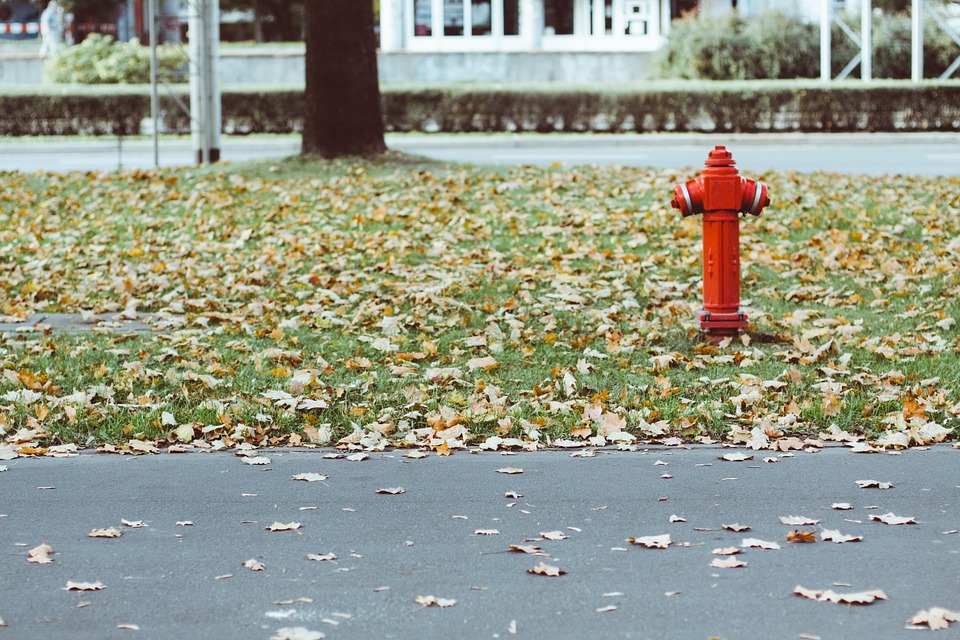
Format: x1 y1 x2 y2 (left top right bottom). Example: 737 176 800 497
1 446 958 639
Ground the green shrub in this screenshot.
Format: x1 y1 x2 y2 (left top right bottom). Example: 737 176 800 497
651 10 960 80
44 34 186 84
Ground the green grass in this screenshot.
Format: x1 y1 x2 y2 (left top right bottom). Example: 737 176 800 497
1 154 958 452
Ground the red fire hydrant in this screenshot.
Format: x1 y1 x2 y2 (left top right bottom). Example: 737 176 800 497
670 146 770 338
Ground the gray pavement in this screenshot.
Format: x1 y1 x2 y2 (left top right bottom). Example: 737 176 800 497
1 132 959 175
1 446 958 639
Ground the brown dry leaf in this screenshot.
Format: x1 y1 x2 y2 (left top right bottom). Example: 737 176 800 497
27 543 54 564
176 521 194 527
88 527 122 538
121 520 148 528
415 595 457 607
434 441 452 456
116 624 140 631
794 585 887 605
718 452 753 462
474 529 500 536
712 547 742 556
596 605 617 613
907 607 960 631
540 531 568 541
345 453 369 462
375 487 405 495
64 581 105 591
722 523 751 532
779 516 820 526
786 530 817 543
869 512 918 525
669 515 686 523
527 562 566 577
496 467 523 475
821 528 863 543
242 559 266 571
266 522 302 531
508 544 546 555
271 628 326 640
831 503 854 510
307 552 337 561
292 473 329 482
742 538 781 550
466 356 499 371
243 456 272 466
628 534 671 549
855 480 894 489
711 557 747 569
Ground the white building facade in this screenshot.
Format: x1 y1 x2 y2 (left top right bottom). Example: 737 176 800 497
380 0 671 53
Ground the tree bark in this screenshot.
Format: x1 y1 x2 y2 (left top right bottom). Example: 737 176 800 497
302 0 386 158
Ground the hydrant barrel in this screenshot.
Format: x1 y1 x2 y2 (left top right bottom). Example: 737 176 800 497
670 146 771 338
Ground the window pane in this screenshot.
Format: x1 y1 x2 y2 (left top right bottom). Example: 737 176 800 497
444 0 464 35
503 0 519 35
472 0 492 35
414 0 432 36
545 0 574 35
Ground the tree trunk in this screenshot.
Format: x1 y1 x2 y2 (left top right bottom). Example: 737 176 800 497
302 0 385 158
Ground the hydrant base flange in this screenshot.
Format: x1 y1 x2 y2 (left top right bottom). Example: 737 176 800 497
697 309 748 335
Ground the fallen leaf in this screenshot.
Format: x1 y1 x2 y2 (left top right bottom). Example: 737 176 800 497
793 585 887 605
831 503 854 510
346 453 369 462
116 624 140 631
669 515 686 523
496 467 523 474
527 562 566 577
596 605 617 613
121 520 148 528
907 607 960 631
508 544 546 555
242 559 266 571
540 531 568 541
466 356 498 370
88 527 122 538
722 523 751 532
719 452 753 462
415 595 457 607
821 528 863 543
474 529 500 535
375 487 405 495
271 627 325 640
869 512 918 525
711 557 747 568
786 530 817 543
855 480 894 490
292 473 329 482
266 522 302 531
712 547 742 556
404 450 429 459
27 542 54 564
65 581 105 591
307 553 337 562
176 521 194 527
214 574 233 580
243 456 272 466
742 538 781 550
779 516 820 526
628 534 671 549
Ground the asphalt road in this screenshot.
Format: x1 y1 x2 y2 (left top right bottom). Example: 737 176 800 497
1 446 958 639
1 133 959 175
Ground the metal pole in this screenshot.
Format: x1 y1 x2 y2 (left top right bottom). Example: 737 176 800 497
148 0 159 167
820 0 831 80
189 0 205 164
861 0 871 80
207 0 221 162
911 0 923 82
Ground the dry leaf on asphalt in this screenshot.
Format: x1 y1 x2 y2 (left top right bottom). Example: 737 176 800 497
116 624 140 630
292 473 329 482
243 456 272 466
794 585 887 604
540 531 568 541
718 452 753 462
508 544 546 555
907 607 960 631
832 503 854 510
779 516 820 526
265 522 301 531
786 530 817 543
307 552 337 562
474 529 500 536
176 521 194 527
415 595 457 607
855 480 894 489
628 534 671 549
869 512 918 525
271 627 325 640
242 559 266 571
88 527 122 538
712 547 742 556
821 528 863 543
669 515 686 523
723 523 751 532
404 450 429 459
64 581 105 591
121 520 148 528
27 543 54 564
742 538 781 550
527 562 566 577
496 467 523 475
711 557 747 569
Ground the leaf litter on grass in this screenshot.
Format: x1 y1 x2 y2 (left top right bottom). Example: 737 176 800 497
0 163 958 455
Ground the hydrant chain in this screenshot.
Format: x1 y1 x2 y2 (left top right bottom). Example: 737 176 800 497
669 146 771 339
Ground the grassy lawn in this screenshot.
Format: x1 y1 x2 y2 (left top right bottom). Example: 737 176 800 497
1 152 958 454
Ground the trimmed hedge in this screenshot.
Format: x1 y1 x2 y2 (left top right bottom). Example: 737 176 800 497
2 81 960 136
